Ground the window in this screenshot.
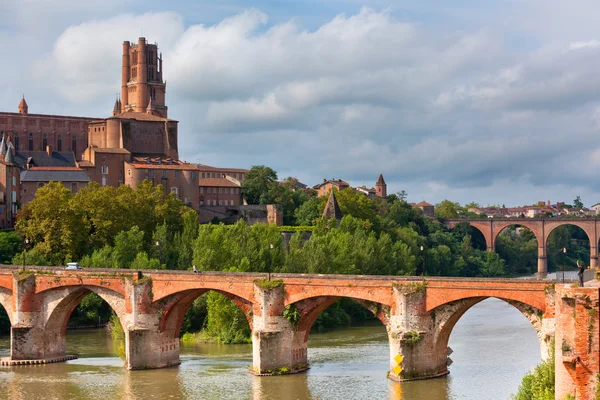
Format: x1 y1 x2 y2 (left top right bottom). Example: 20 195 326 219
149 169 155 178
218 200 222 205
14 134 19 150
200 187 204 194
101 176 107 186
102 166 108 175
128 169 131 176
200 200 204 206
175 170 179 179
42 134 47 149
71 183 77 192
72 135 76 154
191 171 196 179
37 182 44 189
12 177 16 186
162 170 167 179
171 187 178 197
57 135 62 151
28 132 33 150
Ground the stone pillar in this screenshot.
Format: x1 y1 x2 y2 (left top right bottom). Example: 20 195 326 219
251 282 307 374
122 277 180 370
554 285 600 399
537 246 548 275
387 284 449 381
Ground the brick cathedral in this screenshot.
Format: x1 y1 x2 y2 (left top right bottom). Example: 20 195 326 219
0 38 250 229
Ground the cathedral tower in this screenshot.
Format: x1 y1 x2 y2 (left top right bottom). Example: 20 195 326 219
376 174 387 198
121 38 167 117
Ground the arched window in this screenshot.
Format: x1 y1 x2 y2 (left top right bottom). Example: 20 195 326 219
14 134 19 150
28 132 33 150
42 134 47 150
57 135 62 151
71 135 76 154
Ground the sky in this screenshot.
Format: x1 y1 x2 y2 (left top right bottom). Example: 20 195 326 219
2 0 600 207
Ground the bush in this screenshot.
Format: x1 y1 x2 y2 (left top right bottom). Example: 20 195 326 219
511 339 555 400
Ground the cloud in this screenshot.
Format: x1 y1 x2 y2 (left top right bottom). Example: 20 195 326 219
5 4 600 206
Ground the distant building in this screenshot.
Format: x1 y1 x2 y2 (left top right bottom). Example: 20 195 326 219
0 135 19 228
416 201 435 217
199 177 242 206
314 179 350 197
375 174 387 198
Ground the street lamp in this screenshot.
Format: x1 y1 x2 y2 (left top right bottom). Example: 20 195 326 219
420 245 426 276
562 247 567 284
22 238 29 271
155 241 162 267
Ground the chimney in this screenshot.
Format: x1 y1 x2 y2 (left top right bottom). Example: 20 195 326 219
46 145 52 156
547 200 550 207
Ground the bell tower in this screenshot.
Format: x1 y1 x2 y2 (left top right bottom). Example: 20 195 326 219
121 38 168 118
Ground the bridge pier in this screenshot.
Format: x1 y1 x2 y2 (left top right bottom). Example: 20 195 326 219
387 286 449 381
251 283 308 375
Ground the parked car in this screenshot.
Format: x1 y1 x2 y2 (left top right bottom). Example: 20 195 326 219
65 262 82 270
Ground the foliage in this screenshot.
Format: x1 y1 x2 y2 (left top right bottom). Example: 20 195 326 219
113 226 145 269
0 231 22 263
12 246 53 266
573 196 584 209
68 293 112 327
511 339 555 400
255 279 284 289
15 180 192 265
283 304 301 328
434 200 461 219
203 291 251 344
193 220 284 273
401 331 423 345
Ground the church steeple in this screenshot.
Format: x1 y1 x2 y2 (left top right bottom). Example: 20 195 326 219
112 95 122 116
375 173 387 198
18 95 28 114
323 189 343 222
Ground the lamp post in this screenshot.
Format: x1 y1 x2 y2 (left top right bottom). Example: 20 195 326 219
268 243 274 281
562 247 567 284
155 241 162 267
420 245 426 276
22 238 29 271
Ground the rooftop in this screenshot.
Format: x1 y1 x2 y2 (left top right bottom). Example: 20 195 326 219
199 178 241 187
21 169 90 182
13 151 76 168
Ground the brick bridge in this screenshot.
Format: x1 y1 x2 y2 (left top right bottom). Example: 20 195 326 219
0 266 596 398
444 218 600 274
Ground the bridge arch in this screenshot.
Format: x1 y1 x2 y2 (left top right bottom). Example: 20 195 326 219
43 285 127 334
445 218 600 273
0 287 12 325
431 296 549 363
157 288 253 339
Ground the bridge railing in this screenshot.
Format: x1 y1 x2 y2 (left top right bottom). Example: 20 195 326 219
555 269 595 283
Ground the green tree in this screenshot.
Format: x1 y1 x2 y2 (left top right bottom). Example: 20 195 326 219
434 200 461 219
294 196 325 225
112 226 145 269
573 196 583 209
511 341 554 400
0 231 22 263
241 165 279 205
15 182 86 264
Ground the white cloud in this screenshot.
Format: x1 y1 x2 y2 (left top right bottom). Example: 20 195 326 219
5 4 600 205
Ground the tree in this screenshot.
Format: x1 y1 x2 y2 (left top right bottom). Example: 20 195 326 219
15 182 86 264
112 226 145 269
434 200 460 219
241 165 279 205
573 196 584 209
0 231 22 263
397 190 408 201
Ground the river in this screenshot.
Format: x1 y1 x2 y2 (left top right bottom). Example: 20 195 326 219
0 298 541 399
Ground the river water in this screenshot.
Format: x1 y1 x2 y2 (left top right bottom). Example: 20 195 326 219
0 298 540 400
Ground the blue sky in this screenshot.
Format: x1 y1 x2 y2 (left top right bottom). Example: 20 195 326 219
2 1 600 207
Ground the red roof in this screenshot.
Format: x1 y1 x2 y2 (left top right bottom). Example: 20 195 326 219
128 163 200 171
195 164 249 173
416 201 433 207
28 166 84 171
199 178 241 187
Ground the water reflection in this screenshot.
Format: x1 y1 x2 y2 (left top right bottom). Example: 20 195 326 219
0 299 541 399
251 373 312 400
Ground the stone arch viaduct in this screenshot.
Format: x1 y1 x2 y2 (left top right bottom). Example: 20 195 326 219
444 218 600 274
0 266 596 398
